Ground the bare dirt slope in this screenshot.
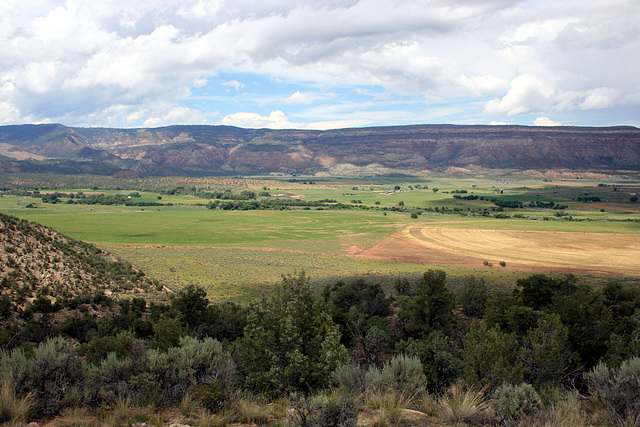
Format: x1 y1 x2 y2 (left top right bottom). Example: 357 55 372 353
357 226 640 277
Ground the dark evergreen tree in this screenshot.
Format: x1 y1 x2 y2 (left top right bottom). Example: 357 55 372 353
235 272 348 394
397 269 458 338
171 284 209 332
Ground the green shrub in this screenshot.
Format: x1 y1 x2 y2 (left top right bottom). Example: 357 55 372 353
330 364 367 395
397 332 461 394
492 383 541 422
236 272 348 395
84 352 134 404
192 381 229 413
166 336 237 401
131 348 170 405
586 356 640 424
0 348 29 391
26 337 84 415
135 336 236 404
365 355 426 398
289 391 358 427
311 391 358 427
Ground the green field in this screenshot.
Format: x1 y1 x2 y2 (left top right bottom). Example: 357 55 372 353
0 201 404 250
1 173 639 300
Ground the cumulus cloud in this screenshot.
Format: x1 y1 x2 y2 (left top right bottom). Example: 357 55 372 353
534 116 562 126
579 87 619 110
0 0 638 127
282 91 313 105
221 110 369 130
221 110 296 129
142 106 209 128
484 74 555 116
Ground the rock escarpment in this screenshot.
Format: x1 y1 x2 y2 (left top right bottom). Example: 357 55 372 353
0 124 638 176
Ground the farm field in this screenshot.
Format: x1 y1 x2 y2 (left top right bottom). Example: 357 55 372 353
1 173 639 299
360 225 640 277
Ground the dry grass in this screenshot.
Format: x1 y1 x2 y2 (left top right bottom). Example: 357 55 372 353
420 394 440 417
437 382 491 425
58 406 91 427
0 381 35 425
534 392 591 427
180 390 202 417
402 226 640 277
98 396 133 426
367 389 414 426
231 397 271 425
193 408 224 426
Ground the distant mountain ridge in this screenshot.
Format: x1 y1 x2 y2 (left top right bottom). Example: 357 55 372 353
0 123 638 176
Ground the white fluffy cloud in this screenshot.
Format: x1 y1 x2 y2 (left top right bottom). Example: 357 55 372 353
534 116 562 126
221 110 369 130
282 91 313 105
0 0 638 127
221 111 294 129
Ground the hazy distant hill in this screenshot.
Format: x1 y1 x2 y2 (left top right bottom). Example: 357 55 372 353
0 124 638 176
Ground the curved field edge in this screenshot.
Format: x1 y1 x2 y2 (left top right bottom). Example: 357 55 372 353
376 226 640 277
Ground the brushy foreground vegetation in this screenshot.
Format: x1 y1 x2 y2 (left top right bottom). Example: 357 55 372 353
2 261 640 425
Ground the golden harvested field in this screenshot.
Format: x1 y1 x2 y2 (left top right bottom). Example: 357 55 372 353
358 225 640 277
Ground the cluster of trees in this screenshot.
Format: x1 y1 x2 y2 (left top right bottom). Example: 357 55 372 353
204 198 399 212
577 195 602 202
2 269 640 420
203 198 342 211
69 193 164 207
453 194 479 200
200 190 258 200
487 198 568 210
6 190 166 207
450 195 569 211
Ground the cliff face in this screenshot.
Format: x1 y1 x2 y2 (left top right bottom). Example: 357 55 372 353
0 124 638 176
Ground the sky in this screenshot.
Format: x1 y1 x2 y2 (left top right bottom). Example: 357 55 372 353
1 0 639 130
